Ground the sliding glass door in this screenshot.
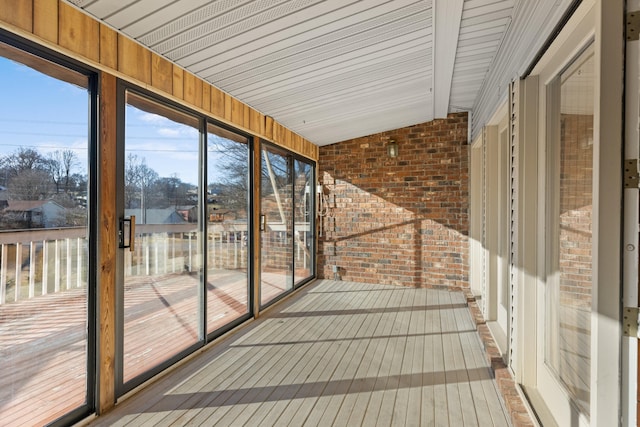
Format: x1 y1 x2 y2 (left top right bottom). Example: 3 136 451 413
260 144 315 307
206 123 250 335
537 46 594 424
117 87 255 392
294 159 314 284
0 40 95 425
119 90 202 388
260 147 293 305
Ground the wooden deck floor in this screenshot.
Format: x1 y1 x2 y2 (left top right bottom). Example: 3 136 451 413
88 280 511 427
0 269 285 427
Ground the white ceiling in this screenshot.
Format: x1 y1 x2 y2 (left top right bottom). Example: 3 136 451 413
66 0 515 146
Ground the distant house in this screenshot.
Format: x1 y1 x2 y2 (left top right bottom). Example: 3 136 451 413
176 205 198 222
124 208 187 225
2 200 66 228
209 208 236 223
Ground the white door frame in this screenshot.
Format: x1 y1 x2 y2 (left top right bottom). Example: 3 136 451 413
517 0 623 425
622 0 640 425
482 103 511 354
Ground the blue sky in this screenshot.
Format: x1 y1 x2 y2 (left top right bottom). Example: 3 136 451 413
0 57 90 174
0 55 231 187
125 104 201 185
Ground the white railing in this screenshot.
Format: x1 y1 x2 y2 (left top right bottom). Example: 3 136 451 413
0 223 311 305
0 227 87 304
124 225 249 277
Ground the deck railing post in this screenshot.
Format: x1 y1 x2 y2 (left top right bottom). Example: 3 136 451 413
136 236 142 276
154 235 159 276
42 241 48 295
77 238 83 288
124 245 130 277
211 233 216 269
163 234 168 274
15 242 22 302
171 233 176 273
29 241 35 298
66 238 72 290
188 233 193 273
54 240 60 293
144 236 150 276
1 244 7 304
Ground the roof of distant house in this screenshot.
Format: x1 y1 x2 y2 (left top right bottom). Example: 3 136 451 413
4 200 62 211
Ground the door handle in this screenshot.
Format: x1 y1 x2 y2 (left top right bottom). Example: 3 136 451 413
119 215 135 252
129 215 135 252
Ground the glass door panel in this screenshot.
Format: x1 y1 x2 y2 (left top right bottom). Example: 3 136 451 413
543 50 594 417
294 159 313 285
0 42 93 425
206 123 249 334
260 147 292 305
122 91 202 384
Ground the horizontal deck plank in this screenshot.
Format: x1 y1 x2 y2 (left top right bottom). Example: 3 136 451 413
2 279 513 426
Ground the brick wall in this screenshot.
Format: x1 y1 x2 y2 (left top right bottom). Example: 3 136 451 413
318 113 469 288
558 113 593 308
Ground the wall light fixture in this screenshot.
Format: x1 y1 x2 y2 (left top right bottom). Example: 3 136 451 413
387 139 398 158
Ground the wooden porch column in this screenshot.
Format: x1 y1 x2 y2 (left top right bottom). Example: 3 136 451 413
97 72 117 413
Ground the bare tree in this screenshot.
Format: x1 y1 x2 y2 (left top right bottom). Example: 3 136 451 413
125 153 159 222
1 147 49 178
208 136 249 214
151 174 194 208
47 149 79 194
8 169 53 200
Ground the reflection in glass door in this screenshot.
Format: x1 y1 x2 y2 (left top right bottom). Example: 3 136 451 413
294 159 314 285
120 91 202 386
206 123 250 334
542 48 594 418
260 147 293 305
0 41 94 426
260 145 316 306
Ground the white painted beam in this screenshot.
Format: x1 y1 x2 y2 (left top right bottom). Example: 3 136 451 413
433 0 464 118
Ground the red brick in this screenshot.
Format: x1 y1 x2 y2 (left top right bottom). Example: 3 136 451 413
318 113 469 288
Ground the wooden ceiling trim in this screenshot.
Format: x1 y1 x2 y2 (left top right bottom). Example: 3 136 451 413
210 86 225 118
202 83 211 115
60 1 99 63
231 98 245 128
117 33 150 85
183 71 203 109
34 0 58 44
265 116 274 140
99 23 117 69
150 52 173 95
0 0 33 33
171 64 183 100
